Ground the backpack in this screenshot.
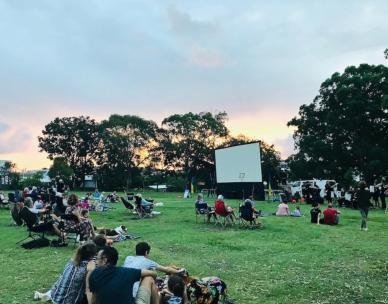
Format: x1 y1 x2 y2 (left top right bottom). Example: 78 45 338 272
187 277 228 304
21 238 50 249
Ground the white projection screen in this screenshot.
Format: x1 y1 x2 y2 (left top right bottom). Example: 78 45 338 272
215 142 262 183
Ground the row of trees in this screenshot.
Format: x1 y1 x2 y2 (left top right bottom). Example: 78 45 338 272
287 49 388 185
38 112 283 190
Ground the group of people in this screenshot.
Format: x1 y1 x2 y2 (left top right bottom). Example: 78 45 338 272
195 194 261 226
12 184 98 244
310 181 373 230
34 239 188 304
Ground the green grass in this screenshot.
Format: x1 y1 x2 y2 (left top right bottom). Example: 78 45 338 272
1 192 388 303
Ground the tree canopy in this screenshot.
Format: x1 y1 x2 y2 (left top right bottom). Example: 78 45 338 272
38 116 100 185
288 63 388 183
96 114 159 189
159 112 229 180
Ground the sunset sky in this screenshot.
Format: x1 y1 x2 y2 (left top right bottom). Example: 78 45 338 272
0 0 387 170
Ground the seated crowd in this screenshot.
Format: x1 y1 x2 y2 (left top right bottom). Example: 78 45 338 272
10 185 109 245
34 239 188 304
195 194 262 226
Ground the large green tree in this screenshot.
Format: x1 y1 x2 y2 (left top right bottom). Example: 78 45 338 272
96 114 159 189
38 116 100 184
48 157 74 185
288 62 388 183
159 112 229 184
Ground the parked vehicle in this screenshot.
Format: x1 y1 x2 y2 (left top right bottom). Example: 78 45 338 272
289 179 337 198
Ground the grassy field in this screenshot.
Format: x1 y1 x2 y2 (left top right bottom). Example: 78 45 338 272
1 191 388 304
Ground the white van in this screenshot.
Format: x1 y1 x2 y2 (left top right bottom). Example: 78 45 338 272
289 179 337 198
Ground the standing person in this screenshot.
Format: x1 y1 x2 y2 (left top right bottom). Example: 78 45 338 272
372 181 380 208
379 183 386 210
356 181 370 231
88 246 158 304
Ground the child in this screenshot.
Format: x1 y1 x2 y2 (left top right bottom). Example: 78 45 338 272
160 274 187 304
291 206 302 217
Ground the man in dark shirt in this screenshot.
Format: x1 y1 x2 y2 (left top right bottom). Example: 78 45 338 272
88 246 157 304
310 203 322 224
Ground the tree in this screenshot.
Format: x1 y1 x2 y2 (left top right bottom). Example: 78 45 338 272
288 63 388 183
0 161 19 189
96 114 159 189
159 112 229 185
48 157 74 185
385 48 388 60
20 172 44 189
38 116 100 185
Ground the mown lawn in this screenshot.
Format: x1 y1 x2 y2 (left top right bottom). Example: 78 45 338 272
1 191 388 304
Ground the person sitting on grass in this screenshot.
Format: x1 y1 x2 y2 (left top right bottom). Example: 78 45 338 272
323 203 341 225
290 206 302 217
275 201 290 216
195 194 217 222
88 246 158 304
310 203 322 224
123 242 185 300
214 195 236 221
160 274 188 304
34 242 97 303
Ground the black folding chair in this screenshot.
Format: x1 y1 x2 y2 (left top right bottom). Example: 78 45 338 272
17 207 48 244
121 197 134 211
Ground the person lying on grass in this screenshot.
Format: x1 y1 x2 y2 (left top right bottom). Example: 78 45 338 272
123 242 186 300
34 242 97 304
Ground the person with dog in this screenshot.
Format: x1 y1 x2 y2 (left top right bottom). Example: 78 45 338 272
123 242 185 300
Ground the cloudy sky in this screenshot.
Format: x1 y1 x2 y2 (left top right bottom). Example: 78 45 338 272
0 0 387 170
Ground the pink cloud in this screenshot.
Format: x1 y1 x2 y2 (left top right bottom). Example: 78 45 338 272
0 122 32 154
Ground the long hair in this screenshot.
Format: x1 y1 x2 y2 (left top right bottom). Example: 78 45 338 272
167 274 186 301
73 242 97 266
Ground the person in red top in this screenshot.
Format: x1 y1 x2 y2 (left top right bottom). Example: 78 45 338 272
214 195 236 221
323 203 341 225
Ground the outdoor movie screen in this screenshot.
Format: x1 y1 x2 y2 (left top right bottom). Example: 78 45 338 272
215 142 262 183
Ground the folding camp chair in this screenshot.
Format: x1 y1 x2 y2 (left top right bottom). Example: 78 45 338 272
17 207 48 244
121 197 135 212
195 203 217 223
238 204 257 228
